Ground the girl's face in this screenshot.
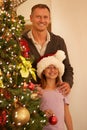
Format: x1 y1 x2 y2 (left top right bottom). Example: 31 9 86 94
43 64 59 80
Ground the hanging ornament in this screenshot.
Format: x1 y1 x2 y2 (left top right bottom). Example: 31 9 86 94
49 114 58 125
19 39 30 57
31 93 39 100
4 90 11 100
0 79 4 88
12 106 30 126
22 82 28 91
28 82 35 91
0 110 7 126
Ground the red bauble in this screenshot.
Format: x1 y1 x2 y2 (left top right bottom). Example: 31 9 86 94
49 115 58 125
19 39 30 52
28 82 35 91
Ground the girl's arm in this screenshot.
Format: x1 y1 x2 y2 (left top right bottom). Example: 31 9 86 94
64 104 73 130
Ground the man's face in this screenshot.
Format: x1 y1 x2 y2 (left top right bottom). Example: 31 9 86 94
30 8 51 32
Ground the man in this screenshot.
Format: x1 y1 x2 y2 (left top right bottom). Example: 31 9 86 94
22 4 74 95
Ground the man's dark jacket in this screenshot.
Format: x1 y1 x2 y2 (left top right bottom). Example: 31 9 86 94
22 32 74 87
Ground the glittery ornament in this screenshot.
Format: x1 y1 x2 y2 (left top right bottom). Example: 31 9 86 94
49 115 58 125
12 106 30 126
31 93 39 100
28 82 35 91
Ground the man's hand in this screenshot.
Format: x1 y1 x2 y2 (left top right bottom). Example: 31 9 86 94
58 82 71 96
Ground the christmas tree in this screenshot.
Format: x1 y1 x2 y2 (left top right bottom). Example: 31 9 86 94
0 0 47 130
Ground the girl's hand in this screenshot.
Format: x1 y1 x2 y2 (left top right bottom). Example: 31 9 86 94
44 109 53 117
36 85 43 97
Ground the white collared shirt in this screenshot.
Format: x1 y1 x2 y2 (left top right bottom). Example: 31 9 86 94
27 31 50 56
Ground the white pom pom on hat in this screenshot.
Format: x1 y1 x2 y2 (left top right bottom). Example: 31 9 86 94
37 50 66 80
54 50 66 62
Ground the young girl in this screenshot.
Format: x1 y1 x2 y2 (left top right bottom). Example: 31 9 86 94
36 50 73 130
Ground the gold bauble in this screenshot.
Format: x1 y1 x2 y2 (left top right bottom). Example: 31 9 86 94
12 106 30 126
31 93 39 100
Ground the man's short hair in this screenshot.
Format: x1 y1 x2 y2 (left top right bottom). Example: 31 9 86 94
31 4 50 14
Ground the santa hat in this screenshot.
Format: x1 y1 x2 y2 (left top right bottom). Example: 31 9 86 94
37 50 66 80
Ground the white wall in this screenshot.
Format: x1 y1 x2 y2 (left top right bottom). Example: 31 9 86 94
51 0 87 130
17 0 87 130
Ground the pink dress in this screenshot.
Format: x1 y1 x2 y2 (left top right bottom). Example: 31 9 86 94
40 89 69 130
